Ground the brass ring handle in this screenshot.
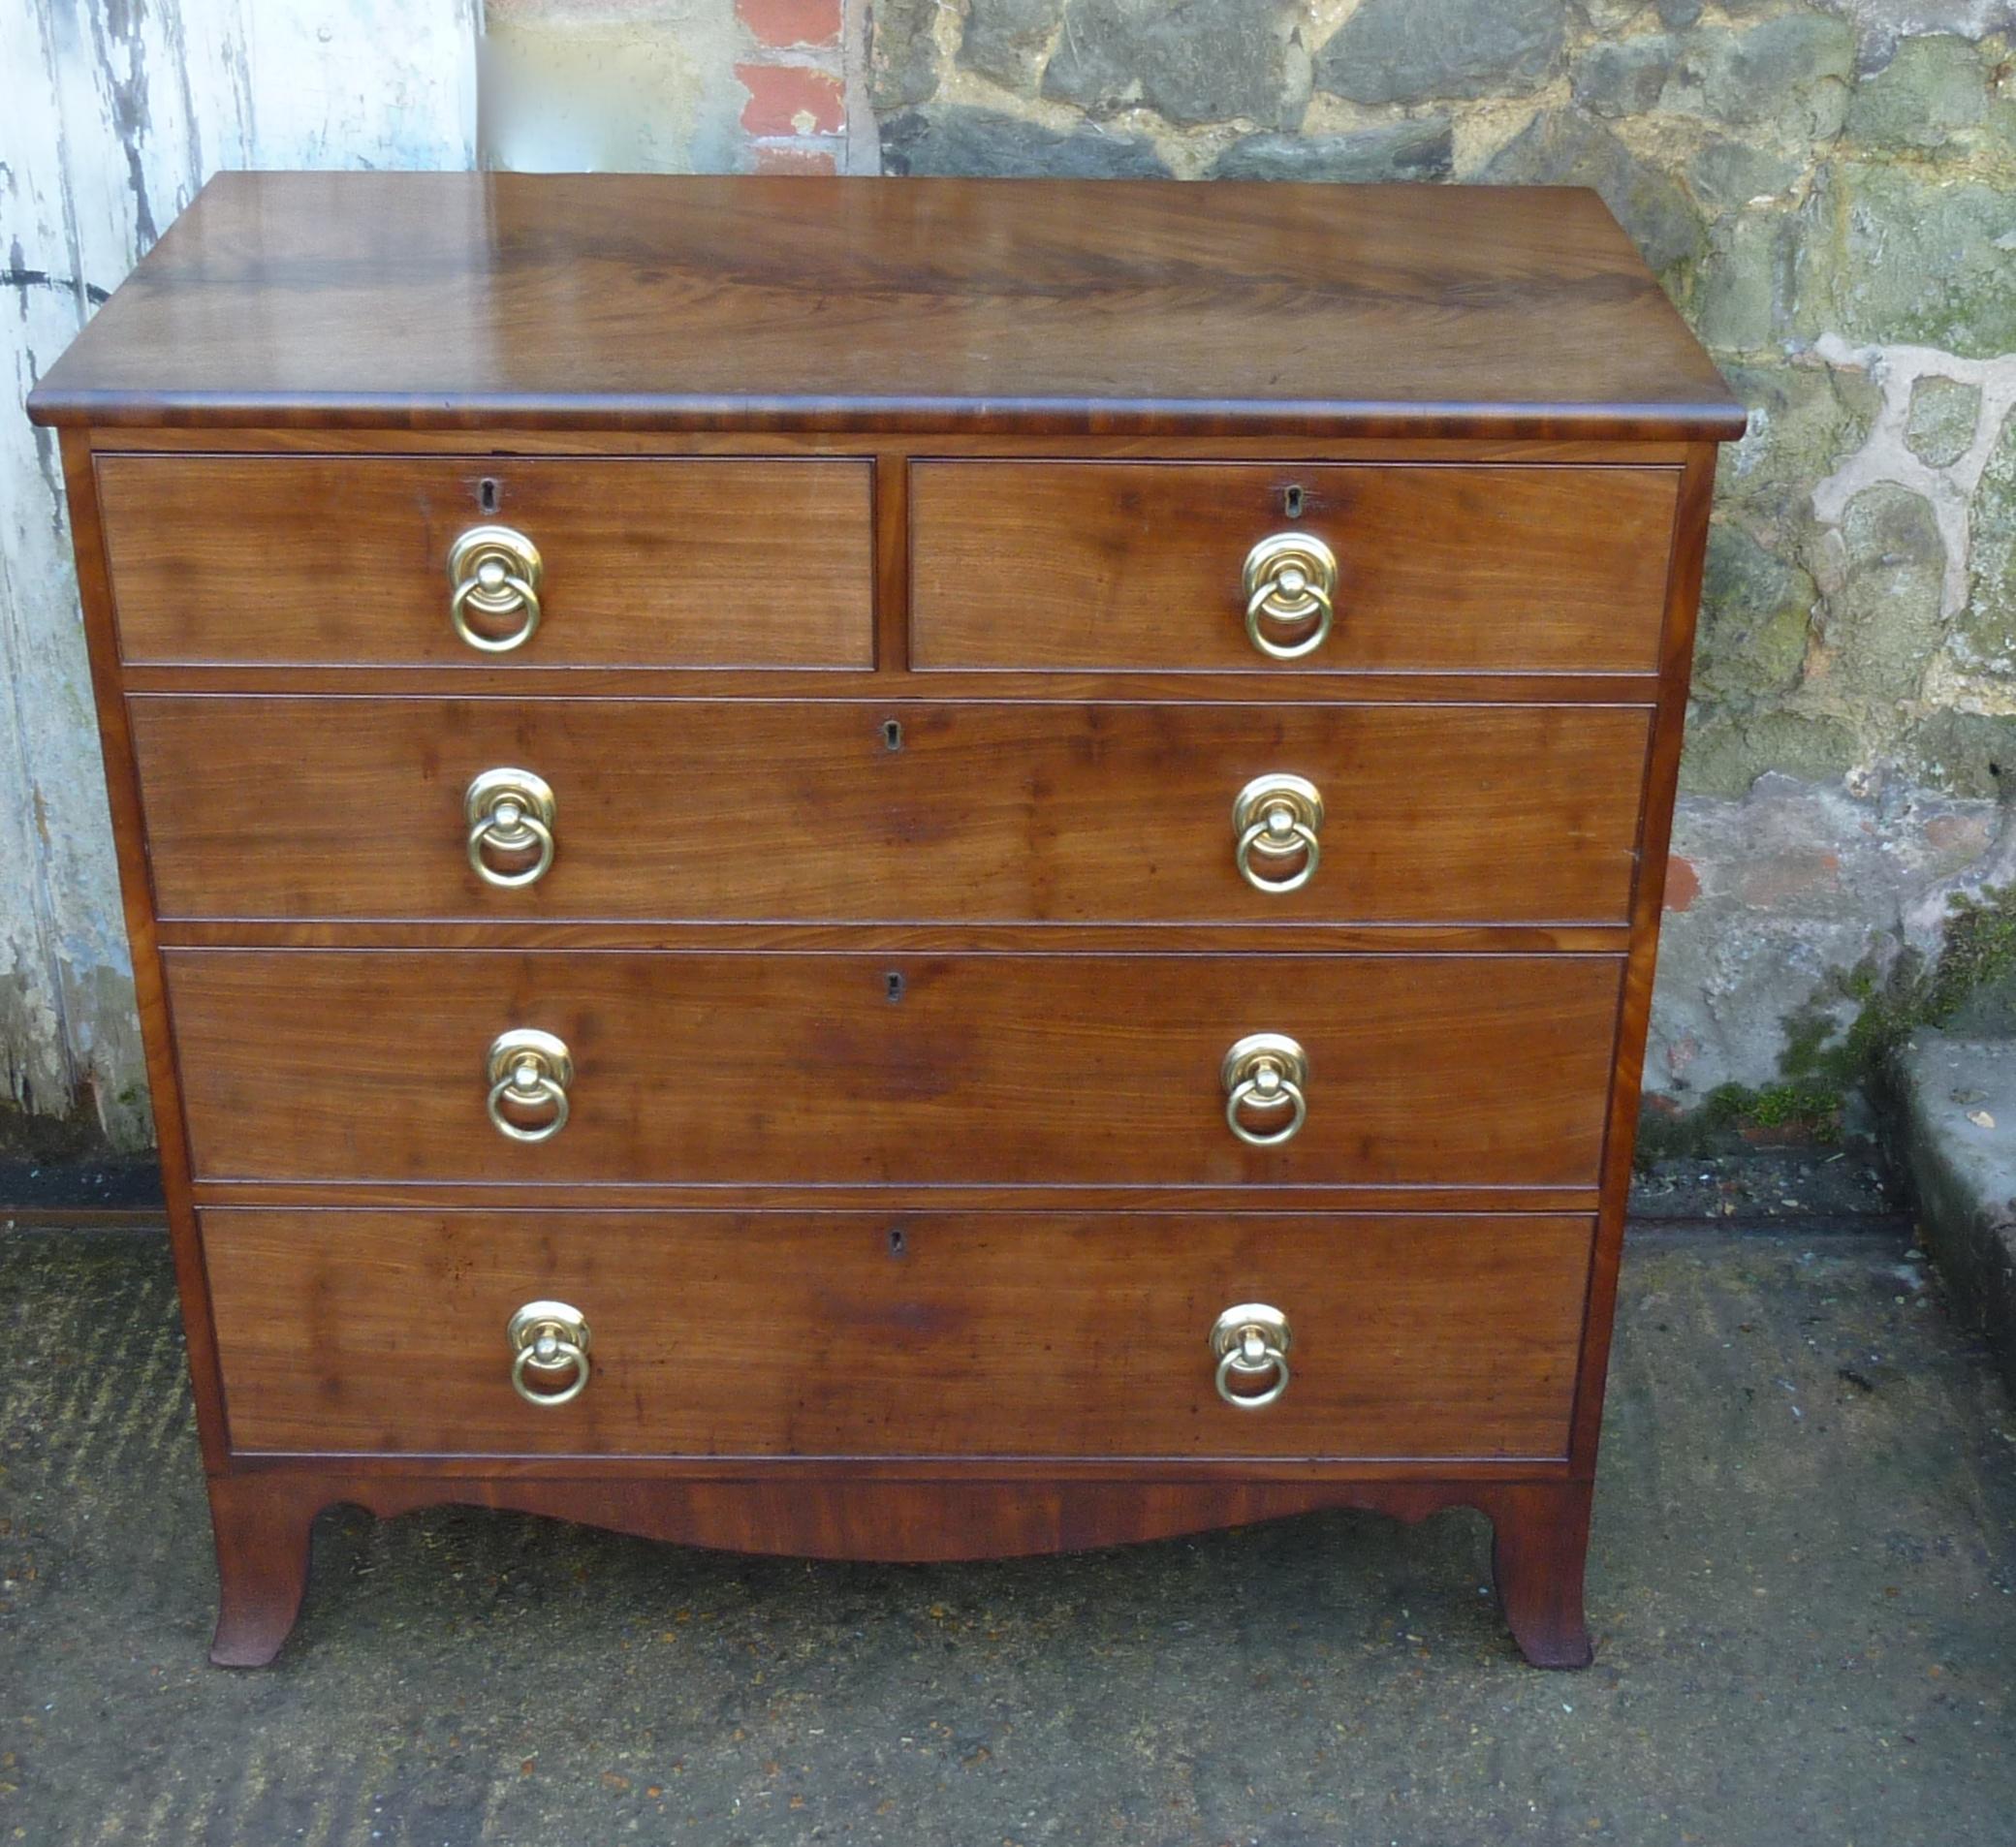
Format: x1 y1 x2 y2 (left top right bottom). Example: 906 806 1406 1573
448 525 544 653
1232 774 1324 895
1210 1303 1292 1409
464 768 557 889
509 1299 591 1406
486 1029 573 1143
1221 1032 1308 1148
1242 533 1339 661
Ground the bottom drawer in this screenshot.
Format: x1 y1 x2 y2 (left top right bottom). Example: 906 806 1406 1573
205 1210 1593 1460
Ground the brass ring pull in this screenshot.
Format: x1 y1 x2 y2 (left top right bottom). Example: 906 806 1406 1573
448 524 544 653
1210 1303 1292 1409
486 1029 573 1143
509 1299 591 1406
1242 533 1339 661
1232 774 1324 894
1221 1032 1308 1147
464 768 557 889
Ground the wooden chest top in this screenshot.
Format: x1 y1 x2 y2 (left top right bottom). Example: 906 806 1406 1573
29 171 1745 441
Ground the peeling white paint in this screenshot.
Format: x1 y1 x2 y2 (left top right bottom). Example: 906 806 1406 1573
0 1 478 1147
1810 332 2016 618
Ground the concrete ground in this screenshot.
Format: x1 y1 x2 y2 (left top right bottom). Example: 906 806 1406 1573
2 1205 2013 1846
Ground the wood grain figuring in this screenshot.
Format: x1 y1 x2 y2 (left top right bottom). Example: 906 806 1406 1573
115 664 1669 705
95 454 874 667
910 462 1679 673
85 425 1699 461
156 925 1633 960
1567 442 1721 1476
160 950 1624 1187
188 1179 1606 1216
55 431 235 1476
129 697 1654 924
203 1209 1592 1459
26 173 1748 440
200 1470 1592 1667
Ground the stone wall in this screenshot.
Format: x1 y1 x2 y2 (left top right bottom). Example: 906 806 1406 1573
6 0 2015 1151
871 0 2016 1126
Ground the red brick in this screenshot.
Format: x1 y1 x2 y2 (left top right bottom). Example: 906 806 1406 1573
737 62 844 136
1663 854 1700 913
751 142 839 175
737 0 842 47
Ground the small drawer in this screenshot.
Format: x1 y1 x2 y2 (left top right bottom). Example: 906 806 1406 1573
203 1208 1594 1458
909 461 1679 673
95 454 875 667
162 950 1623 1187
130 696 1654 924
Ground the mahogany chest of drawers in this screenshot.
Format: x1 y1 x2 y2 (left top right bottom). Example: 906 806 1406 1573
29 172 1744 1668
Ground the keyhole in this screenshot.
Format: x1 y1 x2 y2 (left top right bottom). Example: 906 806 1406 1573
885 971 904 1002
479 477 500 515
882 719 903 751
1283 485 1305 519
888 1227 906 1257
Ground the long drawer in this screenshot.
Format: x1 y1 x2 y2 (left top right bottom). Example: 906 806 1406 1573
204 1209 1595 1458
95 454 875 668
910 461 1679 672
130 697 1653 924
162 950 1623 1186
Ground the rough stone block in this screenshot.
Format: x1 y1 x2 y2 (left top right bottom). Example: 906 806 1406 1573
1650 774 1997 1098
1827 481 1949 704
959 0 1067 95
1715 360 1879 516
880 106 1170 176
1210 119 1452 181
1695 522 1817 700
1686 137 1804 213
1695 210 1793 350
1957 405 2016 673
1573 34 1678 118
1901 709 2016 799
868 0 942 110
1042 0 1311 128
1480 109 1703 274
1315 0 1566 105
1672 10 1858 139
1679 707 1858 798
1906 373 1984 468
1797 162 2016 358
1897 1028 2016 1396
1844 33 1988 148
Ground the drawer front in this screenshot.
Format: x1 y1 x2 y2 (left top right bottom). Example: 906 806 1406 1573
910 461 1678 673
131 697 1653 924
204 1209 1593 1458
163 951 1622 1185
96 455 875 668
